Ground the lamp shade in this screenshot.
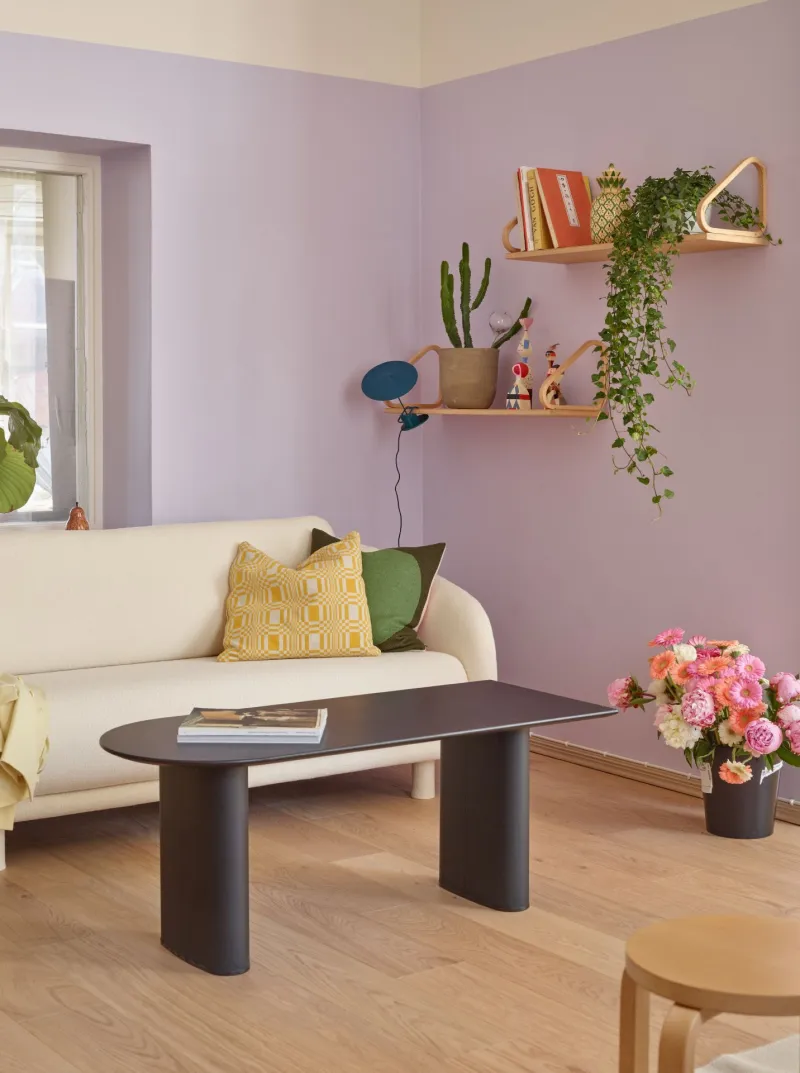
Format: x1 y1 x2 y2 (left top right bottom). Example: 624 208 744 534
361 361 419 402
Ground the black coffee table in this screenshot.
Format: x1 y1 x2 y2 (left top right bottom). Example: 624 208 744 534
100 679 614 975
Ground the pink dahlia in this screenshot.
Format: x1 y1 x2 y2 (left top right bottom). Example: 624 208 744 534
681 689 716 728
744 717 783 756
778 705 800 729
727 678 763 710
687 635 707 647
607 677 634 711
735 654 766 681
771 673 800 706
648 628 685 648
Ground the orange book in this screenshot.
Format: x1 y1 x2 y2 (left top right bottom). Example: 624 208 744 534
534 168 593 247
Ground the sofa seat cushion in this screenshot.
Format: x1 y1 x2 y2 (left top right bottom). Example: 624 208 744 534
26 651 468 796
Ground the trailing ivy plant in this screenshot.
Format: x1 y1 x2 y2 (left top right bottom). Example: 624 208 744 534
592 165 778 509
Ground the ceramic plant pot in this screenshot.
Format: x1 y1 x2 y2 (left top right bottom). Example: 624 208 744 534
702 745 781 839
438 347 498 409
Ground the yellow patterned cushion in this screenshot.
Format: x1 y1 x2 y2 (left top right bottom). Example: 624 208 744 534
218 531 379 662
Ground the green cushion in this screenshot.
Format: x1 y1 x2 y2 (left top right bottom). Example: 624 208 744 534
310 530 445 653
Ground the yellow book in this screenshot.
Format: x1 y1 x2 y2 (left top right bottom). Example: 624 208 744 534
526 168 553 250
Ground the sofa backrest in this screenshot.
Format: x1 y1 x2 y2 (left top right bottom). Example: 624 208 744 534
1 516 333 674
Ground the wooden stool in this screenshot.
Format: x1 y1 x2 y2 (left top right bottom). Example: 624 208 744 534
620 916 800 1073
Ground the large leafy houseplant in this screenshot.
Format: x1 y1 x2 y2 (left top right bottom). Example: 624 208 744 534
0 397 42 514
592 166 777 508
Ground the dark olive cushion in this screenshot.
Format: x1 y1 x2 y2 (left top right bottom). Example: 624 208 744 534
310 529 445 653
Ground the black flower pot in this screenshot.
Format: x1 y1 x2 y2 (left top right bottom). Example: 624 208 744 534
703 745 781 839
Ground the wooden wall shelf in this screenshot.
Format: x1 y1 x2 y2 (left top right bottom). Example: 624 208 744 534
383 405 600 418
504 230 768 264
384 341 607 420
502 156 770 263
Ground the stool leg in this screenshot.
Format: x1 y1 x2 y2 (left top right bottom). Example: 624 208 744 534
620 970 650 1073
658 1005 709 1073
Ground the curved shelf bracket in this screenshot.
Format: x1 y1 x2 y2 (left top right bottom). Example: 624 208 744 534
383 345 443 412
502 217 522 254
696 156 767 238
538 340 608 413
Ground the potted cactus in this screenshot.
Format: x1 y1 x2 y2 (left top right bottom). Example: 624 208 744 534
437 244 531 409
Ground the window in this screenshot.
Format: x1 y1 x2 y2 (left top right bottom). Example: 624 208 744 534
0 149 101 525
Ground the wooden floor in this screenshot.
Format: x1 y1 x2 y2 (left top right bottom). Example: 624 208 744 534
2 757 799 1073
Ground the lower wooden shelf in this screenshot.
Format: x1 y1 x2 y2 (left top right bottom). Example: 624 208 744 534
383 405 601 418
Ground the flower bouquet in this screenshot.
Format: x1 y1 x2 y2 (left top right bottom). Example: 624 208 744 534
608 629 800 837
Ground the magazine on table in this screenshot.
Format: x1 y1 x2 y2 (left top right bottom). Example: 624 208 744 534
177 705 327 744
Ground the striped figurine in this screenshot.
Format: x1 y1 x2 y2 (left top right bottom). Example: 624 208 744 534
506 361 531 409
506 316 534 409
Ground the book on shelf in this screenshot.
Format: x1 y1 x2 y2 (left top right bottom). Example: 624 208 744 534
534 168 593 247
515 167 553 251
177 705 327 744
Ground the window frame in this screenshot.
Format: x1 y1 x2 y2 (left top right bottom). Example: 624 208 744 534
0 146 102 528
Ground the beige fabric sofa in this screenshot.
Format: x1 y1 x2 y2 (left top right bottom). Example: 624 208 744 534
0 516 496 868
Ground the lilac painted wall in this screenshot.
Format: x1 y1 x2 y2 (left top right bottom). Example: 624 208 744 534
0 32 422 545
420 0 800 796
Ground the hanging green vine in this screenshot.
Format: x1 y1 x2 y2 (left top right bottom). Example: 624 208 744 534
592 165 778 509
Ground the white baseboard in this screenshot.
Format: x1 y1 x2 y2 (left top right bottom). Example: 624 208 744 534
529 734 800 826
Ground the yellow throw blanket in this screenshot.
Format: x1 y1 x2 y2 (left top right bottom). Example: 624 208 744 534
0 674 49 830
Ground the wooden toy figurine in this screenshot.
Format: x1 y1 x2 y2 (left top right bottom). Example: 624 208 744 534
506 361 531 409
506 317 534 409
542 344 567 407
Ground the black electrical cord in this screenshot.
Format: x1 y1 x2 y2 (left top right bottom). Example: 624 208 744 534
394 424 403 547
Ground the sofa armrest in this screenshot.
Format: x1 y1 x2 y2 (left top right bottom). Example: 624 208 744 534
417 576 497 682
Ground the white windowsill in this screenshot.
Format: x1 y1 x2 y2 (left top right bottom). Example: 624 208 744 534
0 520 70 531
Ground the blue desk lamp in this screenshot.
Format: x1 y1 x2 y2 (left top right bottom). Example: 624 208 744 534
361 361 428 544
361 361 429 431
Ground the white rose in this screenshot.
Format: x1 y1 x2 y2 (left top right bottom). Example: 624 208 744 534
660 710 702 750
649 679 669 702
718 719 744 746
672 643 697 664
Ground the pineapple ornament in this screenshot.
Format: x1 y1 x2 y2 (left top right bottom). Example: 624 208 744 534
590 164 630 244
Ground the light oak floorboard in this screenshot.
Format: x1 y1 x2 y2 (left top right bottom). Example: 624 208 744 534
1 758 799 1072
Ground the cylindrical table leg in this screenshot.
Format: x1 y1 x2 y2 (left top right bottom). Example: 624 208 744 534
619 970 650 1073
159 763 250 975
439 727 530 911
658 1004 709 1073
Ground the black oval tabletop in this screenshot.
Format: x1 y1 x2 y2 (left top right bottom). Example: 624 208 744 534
99 680 616 768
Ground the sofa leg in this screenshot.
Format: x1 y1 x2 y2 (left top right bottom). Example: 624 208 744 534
411 760 437 800
0 830 5 871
